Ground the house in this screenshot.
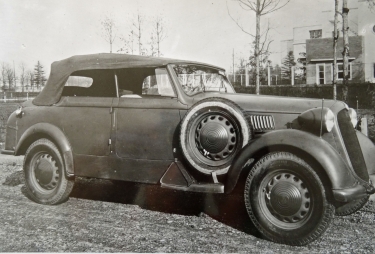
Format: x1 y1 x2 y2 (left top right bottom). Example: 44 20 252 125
281 0 375 85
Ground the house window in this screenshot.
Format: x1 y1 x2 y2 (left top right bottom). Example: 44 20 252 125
316 64 325 84
310 29 322 39
337 63 351 80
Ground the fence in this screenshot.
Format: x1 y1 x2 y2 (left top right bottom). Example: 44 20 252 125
0 92 39 103
228 70 305 86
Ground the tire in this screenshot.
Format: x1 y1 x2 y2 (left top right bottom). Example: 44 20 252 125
244 152 334 246
180 97 253 175
23 138 74 205
334 195 369 216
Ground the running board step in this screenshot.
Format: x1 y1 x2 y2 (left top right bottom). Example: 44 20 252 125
160 161 224 193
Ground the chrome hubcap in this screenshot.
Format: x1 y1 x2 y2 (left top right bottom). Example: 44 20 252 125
195 114 237 161
262 172 310 224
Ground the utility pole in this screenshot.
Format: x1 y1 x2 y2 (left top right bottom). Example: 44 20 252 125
333 0 339 100
13 61 16 91
255 0 261 95
342 0 350 102
232 49 235 83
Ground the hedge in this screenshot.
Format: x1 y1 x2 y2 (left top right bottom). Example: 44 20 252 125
233 83 375 109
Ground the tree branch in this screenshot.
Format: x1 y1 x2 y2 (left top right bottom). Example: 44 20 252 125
262 0 290 15
227 1 255 37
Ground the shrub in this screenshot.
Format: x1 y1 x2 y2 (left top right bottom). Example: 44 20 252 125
233 83 375 109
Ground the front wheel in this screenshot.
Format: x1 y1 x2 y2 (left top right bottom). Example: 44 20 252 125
244 152 334 246
24 138 74 205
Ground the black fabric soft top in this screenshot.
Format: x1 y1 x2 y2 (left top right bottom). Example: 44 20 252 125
33 53 223 106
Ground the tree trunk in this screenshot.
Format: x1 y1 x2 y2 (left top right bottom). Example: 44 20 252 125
342 0 350 102
255 0 260 95
333 0 339 100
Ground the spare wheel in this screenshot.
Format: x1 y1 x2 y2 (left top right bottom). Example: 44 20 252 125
180 97 253 175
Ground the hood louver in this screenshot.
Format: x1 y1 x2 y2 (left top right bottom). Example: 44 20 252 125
248 114 275 131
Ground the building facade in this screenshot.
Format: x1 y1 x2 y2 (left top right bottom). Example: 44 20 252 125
281 0 375 85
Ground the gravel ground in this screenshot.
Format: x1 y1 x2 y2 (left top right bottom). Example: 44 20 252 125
1 158 375 252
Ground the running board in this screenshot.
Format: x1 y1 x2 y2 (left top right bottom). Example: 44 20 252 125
160 161 224 193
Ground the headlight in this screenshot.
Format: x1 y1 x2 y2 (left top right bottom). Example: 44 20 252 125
298 107 335 133
324 109 335 132
348 108 357 128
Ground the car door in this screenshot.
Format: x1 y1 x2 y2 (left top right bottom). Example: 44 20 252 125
59 70 117 177
113 68 186 183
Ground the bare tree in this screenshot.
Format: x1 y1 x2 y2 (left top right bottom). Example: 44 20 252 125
19 62 27 93
118 30 135 54
133 13 145 55
228 0 290 95
149 33 158 56
342 0 350 102
1 63 7 90
5 64 15 91
152 16 167 57
27 70 34 91
100 16 117 53
365 0 375 12
333 0 339 100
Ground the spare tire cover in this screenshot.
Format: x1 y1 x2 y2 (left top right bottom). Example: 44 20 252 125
180 97 253 175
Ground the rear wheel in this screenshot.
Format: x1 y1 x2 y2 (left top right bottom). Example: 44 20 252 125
24 138 74 205
244 152 334 246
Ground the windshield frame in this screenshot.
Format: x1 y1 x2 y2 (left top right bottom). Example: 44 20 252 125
171 64 236 97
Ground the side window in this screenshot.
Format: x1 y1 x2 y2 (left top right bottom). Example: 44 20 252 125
142 68 175 97
65 76 93 88
61 69 117 97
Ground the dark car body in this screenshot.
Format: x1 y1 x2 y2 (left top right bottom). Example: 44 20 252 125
2 53 375 245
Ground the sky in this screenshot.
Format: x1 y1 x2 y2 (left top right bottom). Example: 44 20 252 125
0 0 337 76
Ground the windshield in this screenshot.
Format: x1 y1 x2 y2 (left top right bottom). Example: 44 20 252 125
173 65 235 96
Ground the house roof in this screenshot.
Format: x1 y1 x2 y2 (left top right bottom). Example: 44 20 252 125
306 36 363 63
33 53 223 106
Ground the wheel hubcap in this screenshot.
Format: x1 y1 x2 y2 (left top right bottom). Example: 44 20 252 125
200 123 228 153
34 154 59 190
195 114 237 161
263 172 310 224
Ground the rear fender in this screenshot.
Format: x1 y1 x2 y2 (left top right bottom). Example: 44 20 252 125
226 129 356 193
15 123 74 177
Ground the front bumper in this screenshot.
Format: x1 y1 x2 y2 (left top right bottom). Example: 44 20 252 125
333 181 375 202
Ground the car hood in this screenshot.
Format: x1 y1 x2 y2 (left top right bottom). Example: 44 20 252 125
192 92 345 114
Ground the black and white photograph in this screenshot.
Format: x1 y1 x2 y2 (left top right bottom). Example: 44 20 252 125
1 0 375 252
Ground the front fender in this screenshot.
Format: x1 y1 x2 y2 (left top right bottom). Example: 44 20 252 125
356 130 375 176
15 123 74 176
226 129 357 193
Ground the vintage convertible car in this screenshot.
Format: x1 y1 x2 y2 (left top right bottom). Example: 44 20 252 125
2 53 375 246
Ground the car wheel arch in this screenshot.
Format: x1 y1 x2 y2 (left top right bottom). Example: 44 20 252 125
15 123 74 177
225 129 356 197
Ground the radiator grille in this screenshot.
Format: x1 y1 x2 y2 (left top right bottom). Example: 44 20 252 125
249 115 275 132
337 109 369 181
